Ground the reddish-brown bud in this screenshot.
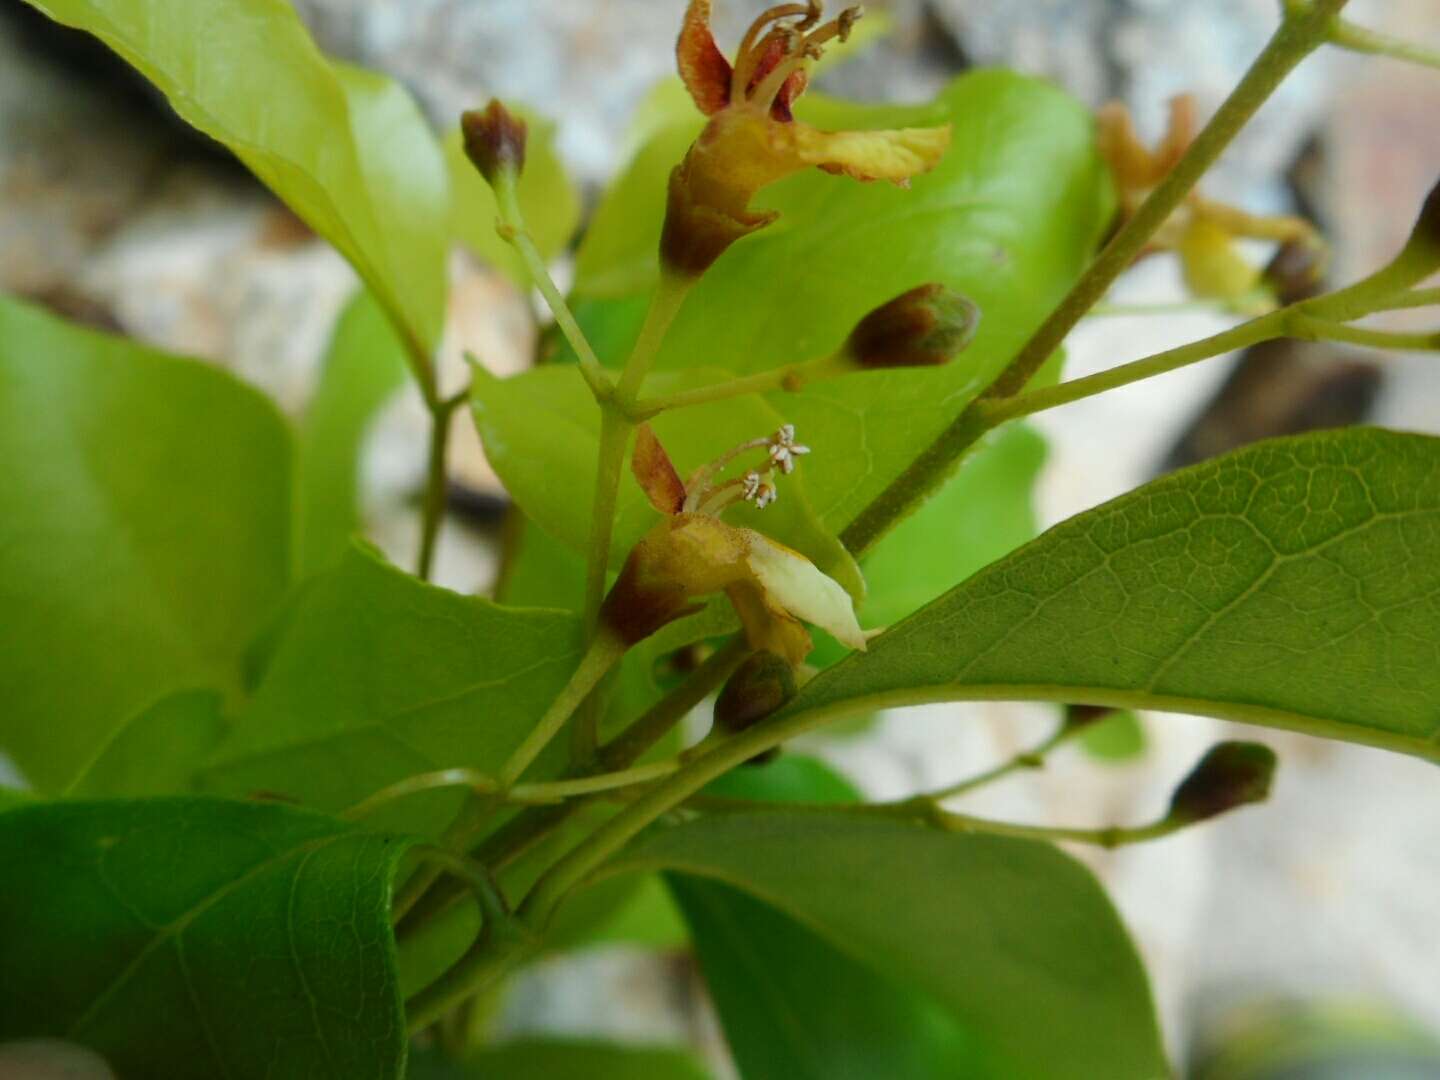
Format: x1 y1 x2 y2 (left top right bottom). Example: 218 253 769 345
714 650 797 736
1394 176 1440 279
1063 704 1117 732
461 100 528 187
843 284 980 370
1261 236 1329 305
1167 741 1276 824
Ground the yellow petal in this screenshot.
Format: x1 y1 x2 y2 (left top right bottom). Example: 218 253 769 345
745 536 866 651
792 121 951 184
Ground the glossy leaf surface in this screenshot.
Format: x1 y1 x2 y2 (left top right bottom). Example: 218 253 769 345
0 295 291 792
786 429 1440 762
22 0 449 362
202 543 583 836
608 812 1166 1079
0 797 415 1079
296 290 409 578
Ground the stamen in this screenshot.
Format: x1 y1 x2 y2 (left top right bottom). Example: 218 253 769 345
768 423 811 474
695 470 773 516
682 436 770 512
731 3 813 101
750 6 860 111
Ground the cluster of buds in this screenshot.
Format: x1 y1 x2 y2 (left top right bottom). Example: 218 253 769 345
601 422 864 665
1097 95 1324 304
663 0 953 275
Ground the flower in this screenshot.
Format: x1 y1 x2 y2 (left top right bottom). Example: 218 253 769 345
600 422 865 664
661 0 952 275
1097 95 1323 303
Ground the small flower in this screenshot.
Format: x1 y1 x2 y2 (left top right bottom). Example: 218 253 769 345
601 422 865 664
767 423 810 474
1097 95 1322 303
661 0 952 275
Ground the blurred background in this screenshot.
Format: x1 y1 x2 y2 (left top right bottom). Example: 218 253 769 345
2 1 1438 1075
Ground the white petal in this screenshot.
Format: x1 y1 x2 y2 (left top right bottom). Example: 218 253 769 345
745 537 867 651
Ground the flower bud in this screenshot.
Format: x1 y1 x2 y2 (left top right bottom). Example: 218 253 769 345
1063 704 1116 732
461 100 528 187
1261 236 1329 305
714 650 796 735
1166 741 1276 825
659 161 774 278
1390 175 1440 284
842 285 980 370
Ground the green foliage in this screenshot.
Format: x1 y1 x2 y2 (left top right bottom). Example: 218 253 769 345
0 797 416 1079
1081 711 1149 763
672 757 986 1079
606 811 1167 1079
560 72 1111 535
20 0 450 363
297 290 410 578
408 1039 712 1079
201 543 585 836
66 690 228 797
0 295 291 792
785 428 1440 761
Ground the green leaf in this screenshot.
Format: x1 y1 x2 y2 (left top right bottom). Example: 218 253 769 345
0 295 291 792
67 690 228 797
200 543 584 836
568 72 1110 535
785 428 1440 763
0 796 417 1079
673 757 987 1080
671 879 981 1080
445 109 581 285
1080 711 1148 763
22 1 448 363
407 1039 712 1080
471 364 863 597
296 289 409 578
605 812 1166 1079
860 423 1046 629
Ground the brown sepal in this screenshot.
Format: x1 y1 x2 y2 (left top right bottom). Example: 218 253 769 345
633 423 687 515
678 0 733 116
660 161 776 277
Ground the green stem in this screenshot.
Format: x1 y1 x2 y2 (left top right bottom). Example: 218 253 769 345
614 273 694 405
1375 287 1440 312
493 178 611 399
416 389 467 581
581 409 632 637
980 311 1286 427
1329 16 1440 72
630 353 848 419
926 721 1076 802
838 0 1351 558
682 793 1185 849
1287 313 1440 351
598 636 750 769
499 633 628 788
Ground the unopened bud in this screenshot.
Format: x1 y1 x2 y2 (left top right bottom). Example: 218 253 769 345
1391 176 1440 283
461 100 528 187
1262 236 1329 305
715 650 796 735
1167 741 1276 824
843 284 980 370
1063 704 1116 732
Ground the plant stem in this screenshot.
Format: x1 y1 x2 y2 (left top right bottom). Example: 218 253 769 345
838 0 1352 558
416 388 468 581
1375 287 1440 312
1287 313 1440 351
580 409 632 637
629 353 847 418
1328 16 1440 72
498 634 628 789
493 178 610 399
926 721 1077 802
614 273 693 404
598 637 750 769
979 311 1286 427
